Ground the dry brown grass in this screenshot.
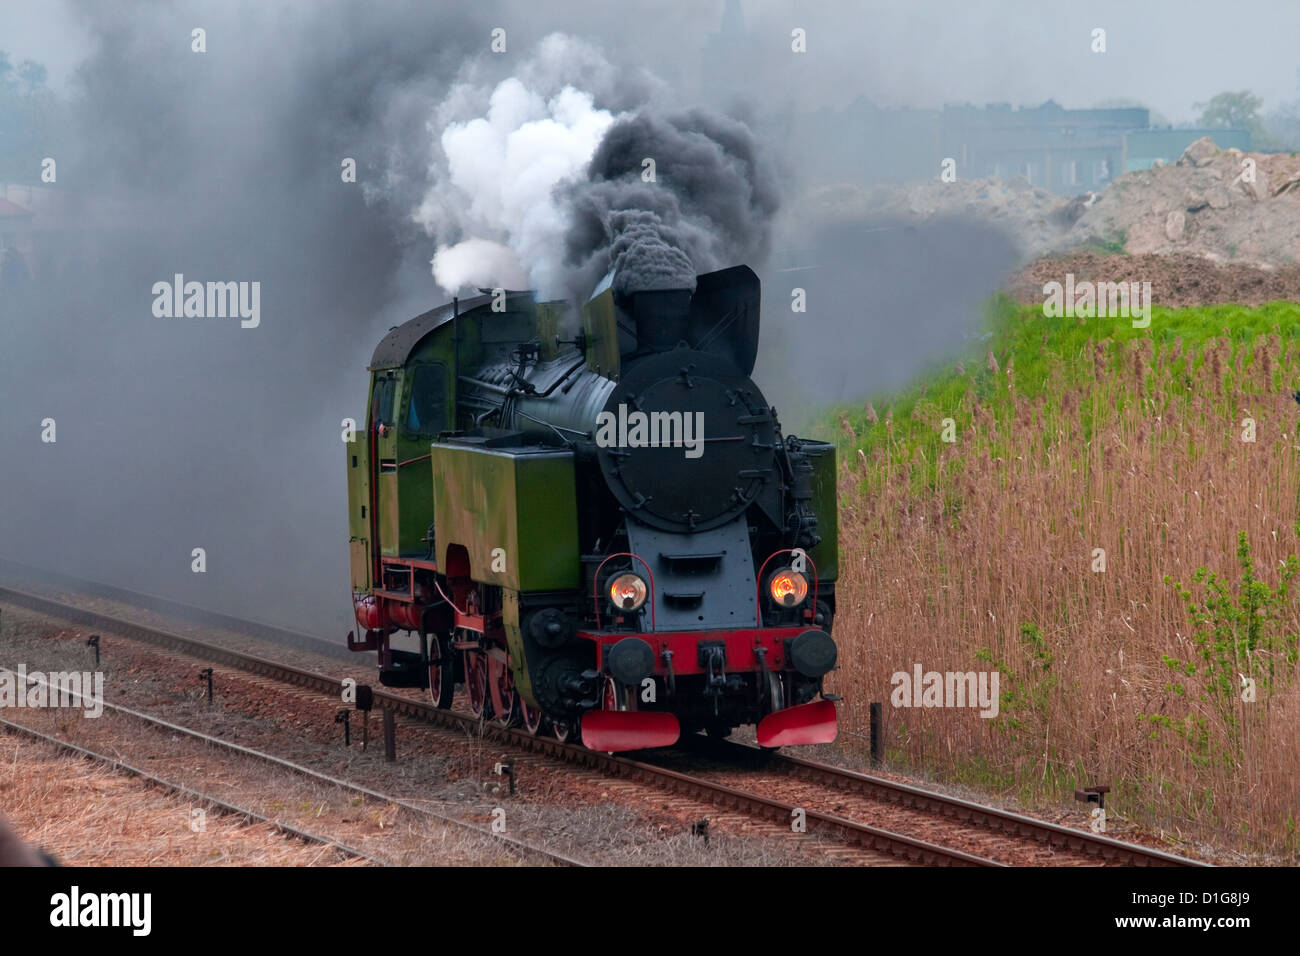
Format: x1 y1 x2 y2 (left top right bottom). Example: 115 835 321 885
0 732 367 865
827 325 1300 860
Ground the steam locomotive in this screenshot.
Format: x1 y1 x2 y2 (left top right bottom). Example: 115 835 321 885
345 265 839 751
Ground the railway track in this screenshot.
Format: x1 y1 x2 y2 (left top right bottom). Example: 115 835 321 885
0 663 586 867
0 716 382 866
772 752 1204 866
670 737 1205 867
0 579 1205 867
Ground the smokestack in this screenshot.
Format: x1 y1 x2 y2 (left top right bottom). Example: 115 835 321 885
621 287 694 352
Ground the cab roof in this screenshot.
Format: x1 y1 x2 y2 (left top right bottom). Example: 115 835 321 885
368 289 537 370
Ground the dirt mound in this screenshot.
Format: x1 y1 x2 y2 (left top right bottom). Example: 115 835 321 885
805 137 1300 269
1004 251 1300 309
1071 138 1300 268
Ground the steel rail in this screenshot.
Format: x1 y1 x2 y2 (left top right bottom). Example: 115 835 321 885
682 737 1206 867
0 716 383 866
0 661 585 868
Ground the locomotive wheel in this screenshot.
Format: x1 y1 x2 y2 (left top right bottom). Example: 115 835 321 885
551 718 572 743
464 649 491 720
758 671 786 751
601 675 631 712
765 670 785 715
520 697 543 735
488 646 519 728
427 635 454 710
494 680 519 727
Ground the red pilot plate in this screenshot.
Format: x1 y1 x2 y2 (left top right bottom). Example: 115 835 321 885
581 711 681 752
756 699 838 748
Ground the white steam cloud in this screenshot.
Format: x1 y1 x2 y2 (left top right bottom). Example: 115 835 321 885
416 36 625 298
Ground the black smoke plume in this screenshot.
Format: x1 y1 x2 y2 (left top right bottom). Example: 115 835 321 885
606 210 697 295
563 109 780 297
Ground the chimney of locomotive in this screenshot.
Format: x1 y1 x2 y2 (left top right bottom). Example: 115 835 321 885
621 288 694 353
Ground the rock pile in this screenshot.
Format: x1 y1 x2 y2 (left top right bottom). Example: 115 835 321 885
802 137 1300 268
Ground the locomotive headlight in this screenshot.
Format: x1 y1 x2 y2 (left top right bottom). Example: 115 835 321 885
768 568 809 607
608 572 648 612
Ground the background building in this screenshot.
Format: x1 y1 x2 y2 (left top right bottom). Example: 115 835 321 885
794 99 1252 194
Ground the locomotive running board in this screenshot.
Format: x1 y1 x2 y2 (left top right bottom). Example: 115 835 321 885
756 699 838 748
581 711 681 752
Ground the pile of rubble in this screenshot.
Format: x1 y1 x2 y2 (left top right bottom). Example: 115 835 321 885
1071 137 1300 267
803 137 1300 269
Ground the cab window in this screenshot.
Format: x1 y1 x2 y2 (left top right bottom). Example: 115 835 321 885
404 364 448 437
372 373 396 428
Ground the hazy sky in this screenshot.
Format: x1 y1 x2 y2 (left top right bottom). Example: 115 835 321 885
5 0 1299 121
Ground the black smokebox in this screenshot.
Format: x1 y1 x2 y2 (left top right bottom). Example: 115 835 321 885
622 288 694 352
